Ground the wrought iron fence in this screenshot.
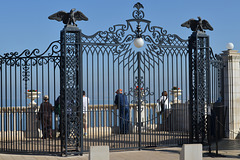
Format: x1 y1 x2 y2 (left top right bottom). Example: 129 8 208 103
0 2 224 156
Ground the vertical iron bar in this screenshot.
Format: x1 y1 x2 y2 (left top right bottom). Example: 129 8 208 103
15 61 17 150
36 60 39 151
112 51 115 148
102 50 105 146
137 51 141 150
185 52 189 143
5 63 7 151
48 56 51 152
30 59 33 152
123 51 125 148
166 53 170 142
215 116 218 156
0 61 2 150
79 30 83 155
42 58 45 152
92 48 95 147
20 60 22 151
188 34 193 143
10 59 12 150
108 51 110 148
86 48 89 151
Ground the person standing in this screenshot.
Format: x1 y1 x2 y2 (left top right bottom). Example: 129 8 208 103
114 89 129 134
83 90 89 136
38 95 54 139
158 91 171 131
54 95 61 136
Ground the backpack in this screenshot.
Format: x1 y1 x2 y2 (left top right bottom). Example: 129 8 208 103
160 97 167 113
54 96 60 115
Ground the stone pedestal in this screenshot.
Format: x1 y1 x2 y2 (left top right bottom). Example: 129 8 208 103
89 146 109 160
132 105 146 132
24 104 42 138
156 102 189 131
24 91 42 138
171 103 189 132
221 49 240 139
180 144 202 160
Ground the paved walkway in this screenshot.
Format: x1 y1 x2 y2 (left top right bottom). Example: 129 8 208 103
0 139 240 160
0 148 239 160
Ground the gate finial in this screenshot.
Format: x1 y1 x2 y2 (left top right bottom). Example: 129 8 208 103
48 8 88 26
132 2 145 19
181 17 213 32
133 2 144 10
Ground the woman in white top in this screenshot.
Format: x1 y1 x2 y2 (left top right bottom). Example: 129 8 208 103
159 91 171 111
83 91 90 136
159 91 171 131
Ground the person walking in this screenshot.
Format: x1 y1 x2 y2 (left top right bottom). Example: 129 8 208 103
158 91 171 131
114 89 129 134
82 90 89 136
38 95 54 139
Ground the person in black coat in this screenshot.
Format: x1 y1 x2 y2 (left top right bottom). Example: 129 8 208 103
114 89 129 134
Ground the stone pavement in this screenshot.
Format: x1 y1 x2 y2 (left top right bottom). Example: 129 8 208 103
0 139 240 160
0 148 239 160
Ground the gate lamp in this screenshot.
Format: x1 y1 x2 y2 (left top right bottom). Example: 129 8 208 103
134 38 144 48
134 24 144 48
226 42 234 50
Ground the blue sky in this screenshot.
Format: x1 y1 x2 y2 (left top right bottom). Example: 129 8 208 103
0 0 239 55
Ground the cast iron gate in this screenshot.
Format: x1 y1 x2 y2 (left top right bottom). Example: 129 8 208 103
0 41 61 154
77 2 191 153
0 2 222 156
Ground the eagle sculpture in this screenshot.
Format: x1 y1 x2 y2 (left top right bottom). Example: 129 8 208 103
48 8 88 26
181 17 213 32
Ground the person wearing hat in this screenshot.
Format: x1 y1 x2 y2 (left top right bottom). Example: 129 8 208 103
38 95 54 139
114 89 129 134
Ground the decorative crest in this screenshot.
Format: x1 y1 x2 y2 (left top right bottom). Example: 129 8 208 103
181 16 213 32
133 2 144 10
132 2 145 19
48 8 88 26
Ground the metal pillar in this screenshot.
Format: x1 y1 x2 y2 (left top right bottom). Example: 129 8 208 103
60 25 83 155
189 31 210 143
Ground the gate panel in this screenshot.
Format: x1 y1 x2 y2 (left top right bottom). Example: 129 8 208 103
0 41 61 154
80 2 190 151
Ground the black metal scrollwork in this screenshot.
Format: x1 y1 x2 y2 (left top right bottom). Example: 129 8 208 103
128 76 154 104
132 2 145 19
81 2 188 72
0 40 60 60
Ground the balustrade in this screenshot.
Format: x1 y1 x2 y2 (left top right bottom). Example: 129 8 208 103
0 103 185 140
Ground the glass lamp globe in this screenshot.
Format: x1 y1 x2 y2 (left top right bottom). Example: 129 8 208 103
134 38 144 48
226 43 234 50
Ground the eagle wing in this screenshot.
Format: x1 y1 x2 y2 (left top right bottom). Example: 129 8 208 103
202 20 213 31
74 11 88 21
181 19 195 28
48 11 67 22
181 19 199 31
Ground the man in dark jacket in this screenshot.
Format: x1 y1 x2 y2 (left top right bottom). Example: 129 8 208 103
114 89 129 134
38 95 53 139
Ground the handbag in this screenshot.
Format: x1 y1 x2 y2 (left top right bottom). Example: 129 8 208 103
156 99 161 113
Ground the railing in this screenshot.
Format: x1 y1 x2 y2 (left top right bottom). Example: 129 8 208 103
0 102 189 139
86 103 158 135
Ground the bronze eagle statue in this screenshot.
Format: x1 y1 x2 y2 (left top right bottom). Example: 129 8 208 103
48 8 88 26
181 17 213 32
